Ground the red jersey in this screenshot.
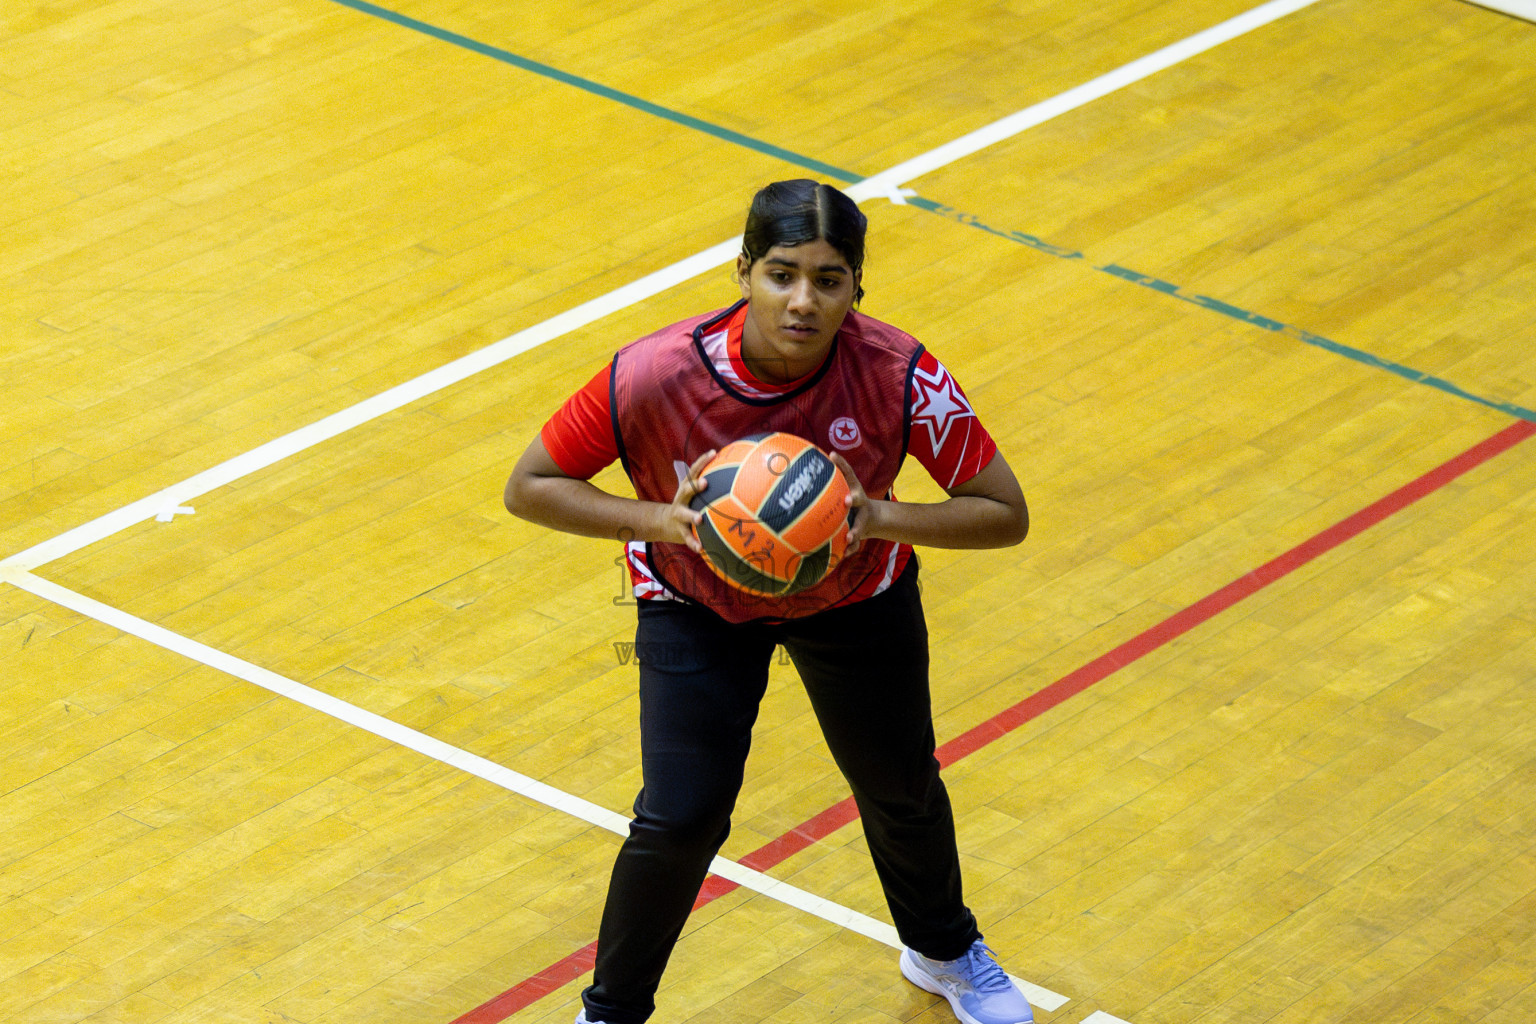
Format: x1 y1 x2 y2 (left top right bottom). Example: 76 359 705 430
541 302 998 619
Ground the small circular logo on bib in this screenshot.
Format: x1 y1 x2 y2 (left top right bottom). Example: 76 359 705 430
829 417 862 451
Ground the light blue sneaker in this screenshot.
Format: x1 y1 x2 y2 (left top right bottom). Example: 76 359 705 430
900 940 1034 1024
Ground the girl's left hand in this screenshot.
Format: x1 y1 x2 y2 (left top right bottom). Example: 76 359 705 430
829 452 876 558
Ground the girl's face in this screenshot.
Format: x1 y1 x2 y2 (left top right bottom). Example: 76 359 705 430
737 239 860 384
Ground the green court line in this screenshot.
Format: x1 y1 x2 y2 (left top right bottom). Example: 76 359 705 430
1096 263 1536 423
325 0 1535 426
325 0 861 183
909 200 1536 423
906 196 1088 262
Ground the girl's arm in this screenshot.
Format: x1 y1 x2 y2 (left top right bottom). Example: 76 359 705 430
504 437 716 554
832 450 1028 553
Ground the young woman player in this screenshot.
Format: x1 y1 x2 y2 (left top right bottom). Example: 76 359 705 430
504 179 1032 1024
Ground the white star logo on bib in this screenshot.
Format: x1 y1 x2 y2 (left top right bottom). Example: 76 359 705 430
911 363 976 455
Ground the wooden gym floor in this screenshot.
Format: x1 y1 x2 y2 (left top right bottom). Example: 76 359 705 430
4 0 1535 1022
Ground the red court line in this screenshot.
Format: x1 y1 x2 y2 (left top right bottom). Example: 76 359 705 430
450 797 863 1024
452 418 1535 1024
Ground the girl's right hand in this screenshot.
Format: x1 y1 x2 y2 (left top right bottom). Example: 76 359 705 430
665 449 716 553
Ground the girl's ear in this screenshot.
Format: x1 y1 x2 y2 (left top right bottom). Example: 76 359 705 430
736 254 753 301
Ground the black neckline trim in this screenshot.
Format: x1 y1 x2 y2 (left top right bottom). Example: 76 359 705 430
691 300 841 406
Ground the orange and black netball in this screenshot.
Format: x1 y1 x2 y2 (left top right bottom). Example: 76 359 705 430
689 433 851 597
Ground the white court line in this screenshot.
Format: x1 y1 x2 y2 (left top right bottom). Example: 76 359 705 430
0 0 1322 575
1464 0 1536 22
847 0 1323 204
0 565 1069 1011
0 235 734 573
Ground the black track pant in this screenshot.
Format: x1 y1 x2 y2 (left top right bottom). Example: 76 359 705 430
582 560 980 1024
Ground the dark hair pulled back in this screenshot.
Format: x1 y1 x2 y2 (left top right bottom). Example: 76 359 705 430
741 179 867 304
